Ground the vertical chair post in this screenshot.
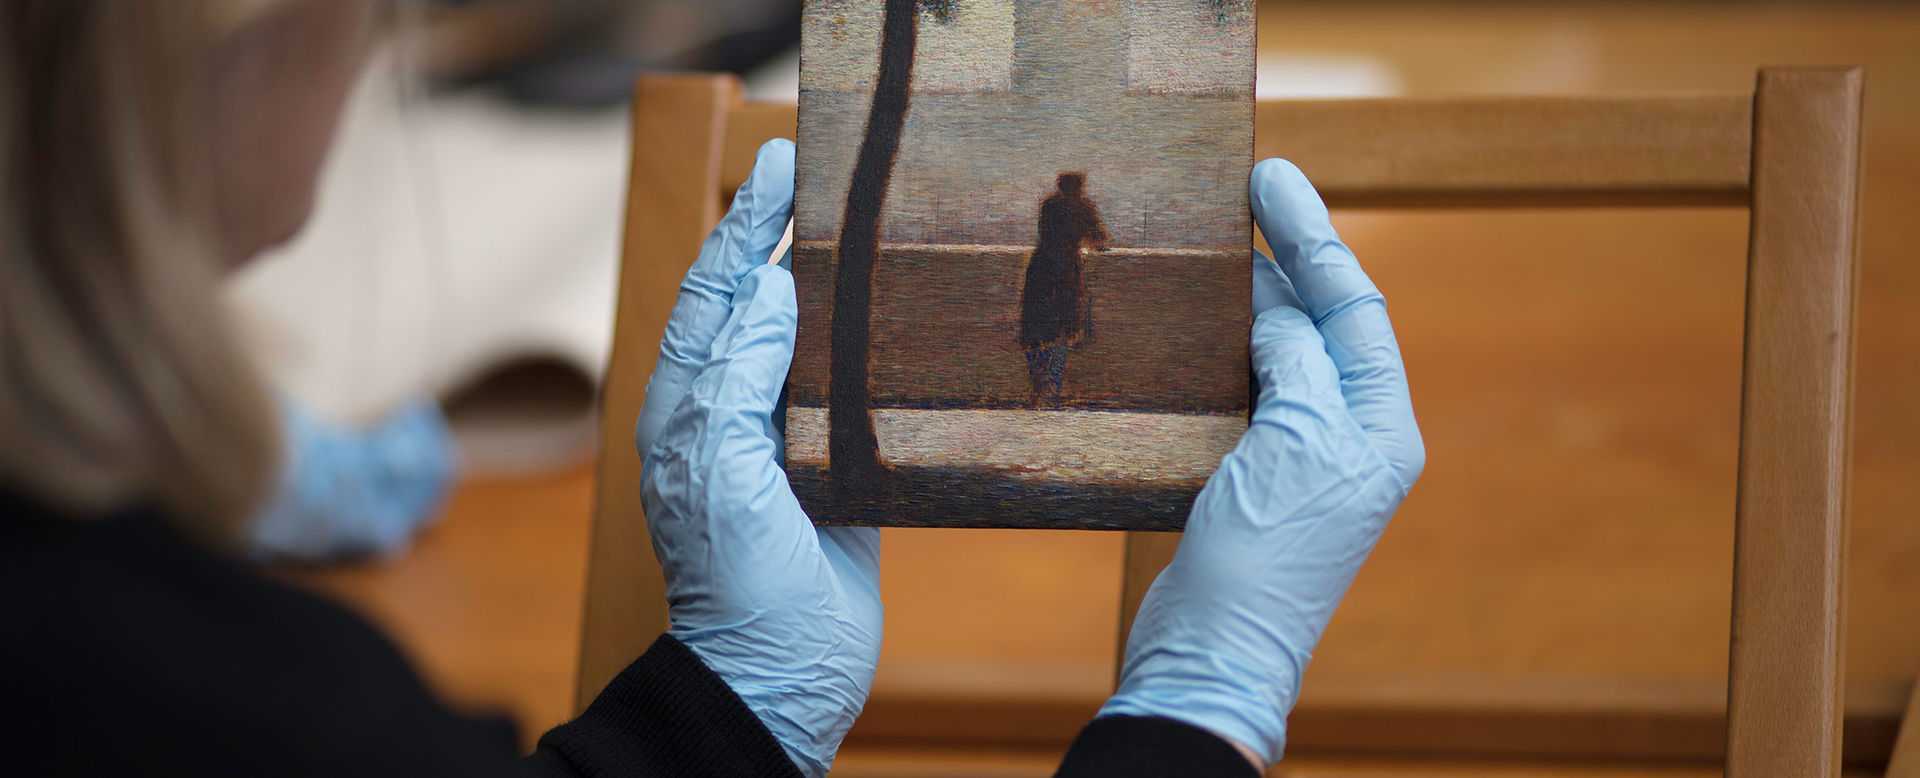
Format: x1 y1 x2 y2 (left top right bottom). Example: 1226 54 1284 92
1725 66 1863 777
1115 532 1181 683
575 74 739 710
1891 676 1920 777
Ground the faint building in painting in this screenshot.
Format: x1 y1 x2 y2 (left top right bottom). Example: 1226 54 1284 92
798 0 1253 249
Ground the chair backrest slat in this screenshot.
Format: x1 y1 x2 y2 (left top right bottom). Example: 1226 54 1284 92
720 94 1754 207
1256 95 1752 207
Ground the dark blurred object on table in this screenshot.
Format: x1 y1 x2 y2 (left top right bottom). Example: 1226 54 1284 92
419 0 800 108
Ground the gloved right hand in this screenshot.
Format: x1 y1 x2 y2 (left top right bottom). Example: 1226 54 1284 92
635 139 882 778
1098 158 1425 769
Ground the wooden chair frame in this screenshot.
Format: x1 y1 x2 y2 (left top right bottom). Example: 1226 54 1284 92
1894 678 1920 777
576 67 1867 774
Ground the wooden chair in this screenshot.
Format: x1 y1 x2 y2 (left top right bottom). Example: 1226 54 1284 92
575 67 1865 775
1892 674 1920 777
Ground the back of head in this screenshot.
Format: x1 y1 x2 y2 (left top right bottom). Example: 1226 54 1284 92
0 1 281 542
1056 172 1085 197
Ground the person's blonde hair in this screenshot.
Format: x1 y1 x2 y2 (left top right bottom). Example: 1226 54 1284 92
0 1 285 542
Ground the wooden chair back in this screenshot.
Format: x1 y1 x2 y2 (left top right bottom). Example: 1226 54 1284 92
1893 678 1920 777
576 68 1864 775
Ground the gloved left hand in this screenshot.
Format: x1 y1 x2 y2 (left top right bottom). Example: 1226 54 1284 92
247 394 456 560
1098 159 1423 768
636 138 882 778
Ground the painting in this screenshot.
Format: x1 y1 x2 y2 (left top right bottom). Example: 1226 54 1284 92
789 0 1255 530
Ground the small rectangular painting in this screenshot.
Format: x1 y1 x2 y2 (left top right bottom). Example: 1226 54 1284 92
790 0 1255 530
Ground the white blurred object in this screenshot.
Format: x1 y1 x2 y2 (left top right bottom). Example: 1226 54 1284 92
1256 53 1404 99
741 46 801 102
740 47 1406 102
230 49 628 474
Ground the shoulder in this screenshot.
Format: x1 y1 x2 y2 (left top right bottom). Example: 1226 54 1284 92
0 494 519 773
0 495 393 665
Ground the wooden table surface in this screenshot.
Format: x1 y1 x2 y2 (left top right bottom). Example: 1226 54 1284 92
289 2 1920 774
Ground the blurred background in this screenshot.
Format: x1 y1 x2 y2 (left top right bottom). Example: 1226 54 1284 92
257 1 1918 775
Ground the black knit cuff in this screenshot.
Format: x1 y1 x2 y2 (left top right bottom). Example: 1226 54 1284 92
529 634 803 777
1055 715 1259 777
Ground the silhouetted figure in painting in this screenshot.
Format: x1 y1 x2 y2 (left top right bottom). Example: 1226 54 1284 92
1019 172 1110 407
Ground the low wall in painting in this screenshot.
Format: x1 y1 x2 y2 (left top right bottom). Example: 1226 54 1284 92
789 242 1249 414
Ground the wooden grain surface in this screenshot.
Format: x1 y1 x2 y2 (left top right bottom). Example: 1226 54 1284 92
1724 67 1863 778
572 75 731 710
1256 95 1753 208
1892 675 1920 777
1115 531 1179 683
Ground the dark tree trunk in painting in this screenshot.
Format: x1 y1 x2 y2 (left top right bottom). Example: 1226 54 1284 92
830 0 919 487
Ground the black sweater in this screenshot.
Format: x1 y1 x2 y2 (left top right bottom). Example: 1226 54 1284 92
0 492 1254 776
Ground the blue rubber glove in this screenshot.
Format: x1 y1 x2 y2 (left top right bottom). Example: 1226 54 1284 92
636 138 882 778
247 394 456 560
1099 159 1426 767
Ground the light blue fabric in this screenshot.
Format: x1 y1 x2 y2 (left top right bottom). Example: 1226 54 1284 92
1098 159 1426 766
635 138 880 778
247 395 456 560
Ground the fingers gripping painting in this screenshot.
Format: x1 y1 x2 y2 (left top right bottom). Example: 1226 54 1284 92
790 0 1255 530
